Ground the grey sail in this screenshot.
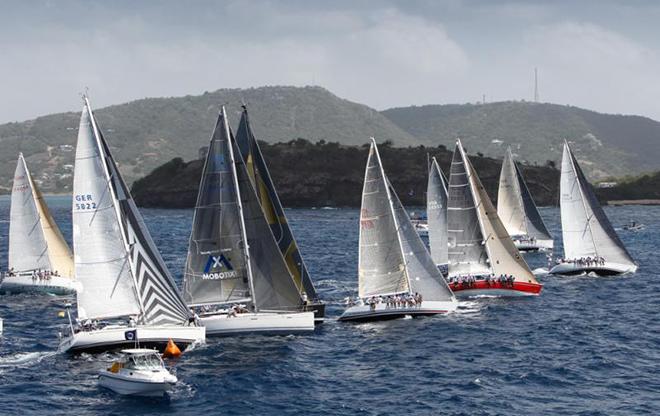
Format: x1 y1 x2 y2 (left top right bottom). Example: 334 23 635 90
358 141 409 298
388 179 455 301
234 138 304 311
427 157 449 266
497 147 552 240
8 154 51 273
75 98 190 325
560 142 634 266
183 115 251 307
447 143 491 276
235 107 319 301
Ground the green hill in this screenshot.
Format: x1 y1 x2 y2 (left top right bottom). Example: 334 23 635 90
131 139 560 209
382 101 660 179
0 86 417 194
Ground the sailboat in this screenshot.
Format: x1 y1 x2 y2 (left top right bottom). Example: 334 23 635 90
497 147 553 252
182 107 314 335
234 105 325 321
339 139 457 321
427 157 449 275
447 140 542 297
549 141 637 276
58 97 205 353
1 154 79 295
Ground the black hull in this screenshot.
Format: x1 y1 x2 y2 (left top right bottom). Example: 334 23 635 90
66 340 193 355
303 301 326 323
558 268 623 277
338 311 439 323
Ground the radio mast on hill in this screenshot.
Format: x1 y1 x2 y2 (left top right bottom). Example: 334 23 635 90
534 67 539 103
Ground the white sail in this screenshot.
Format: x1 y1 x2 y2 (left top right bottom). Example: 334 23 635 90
8 154 51 273
73 105 140 320
427 157 449 266
559 142 634 266
463 145 537 283
358 141 409 298
447 143 490 277
497 147 552 241
74 99 191 325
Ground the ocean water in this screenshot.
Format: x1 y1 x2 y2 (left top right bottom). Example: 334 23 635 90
0 195 658 415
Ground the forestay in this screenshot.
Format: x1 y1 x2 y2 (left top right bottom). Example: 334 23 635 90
8 155 51 273
235 107 318 301
74 100 190 325
427 157 449 266
497 147 552 241
559 142 635 266
447 142 490 277
358 141 409 298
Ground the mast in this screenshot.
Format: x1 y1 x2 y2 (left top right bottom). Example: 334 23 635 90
372 138 413 294
224 107 258 311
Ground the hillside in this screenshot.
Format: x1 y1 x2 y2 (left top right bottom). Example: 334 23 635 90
0 86 417 194
382 101 660 179
596 171 660 203
131 139 560 209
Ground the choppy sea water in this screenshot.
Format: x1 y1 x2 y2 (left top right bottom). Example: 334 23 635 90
0 195 658 415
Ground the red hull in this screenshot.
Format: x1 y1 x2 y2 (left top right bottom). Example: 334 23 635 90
448 280 543 296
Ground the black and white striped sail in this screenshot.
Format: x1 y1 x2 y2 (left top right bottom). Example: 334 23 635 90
73 99 190 325
448 141 538 283
427 157 449 266
8 154 51 273
235 107 319 302
559 142 635 265
184 108 303 312
497 147 552 241
359 140 454 301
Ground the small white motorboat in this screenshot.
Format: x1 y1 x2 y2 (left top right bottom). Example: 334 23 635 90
622 221 645 232
98 349 177 397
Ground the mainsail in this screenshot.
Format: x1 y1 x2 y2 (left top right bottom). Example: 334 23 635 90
184 107 303 312
497 147 552 241
8 154 51 273
73 98 190 325
427 157 449 266
235 106 319 301
559 141 635 266
449 141 537 283
359 140 453 300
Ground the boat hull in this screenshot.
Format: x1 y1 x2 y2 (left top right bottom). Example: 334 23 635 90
448 280 542 298
549 261 638 276
59 325 206 354
0 274 80 295
338 300 458 322
98 370 175 397
513 238 554 252
302 301 326 323
200 311 315 336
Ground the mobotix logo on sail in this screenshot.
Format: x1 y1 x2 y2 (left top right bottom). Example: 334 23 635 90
202 254 237 280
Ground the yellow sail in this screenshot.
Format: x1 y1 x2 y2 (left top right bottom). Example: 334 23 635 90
29 176 74 278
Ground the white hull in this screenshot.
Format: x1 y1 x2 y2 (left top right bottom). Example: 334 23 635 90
200 311 315 336
59 325 206 353
98 370 175 397
0 274 80 295
513 238 554 252
549 261 638 276
339 300 457 322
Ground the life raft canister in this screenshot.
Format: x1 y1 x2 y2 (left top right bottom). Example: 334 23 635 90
163 338 182 358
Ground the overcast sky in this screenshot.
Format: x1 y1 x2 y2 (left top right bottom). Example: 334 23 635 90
2 0 660 123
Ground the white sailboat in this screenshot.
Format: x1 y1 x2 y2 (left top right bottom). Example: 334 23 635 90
1 154 79 295
182 107 314 336
447 140 542 298
549 141 637 276
339 139 457 321
58 97 205 353
427 157 449 275
497 147 554 252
